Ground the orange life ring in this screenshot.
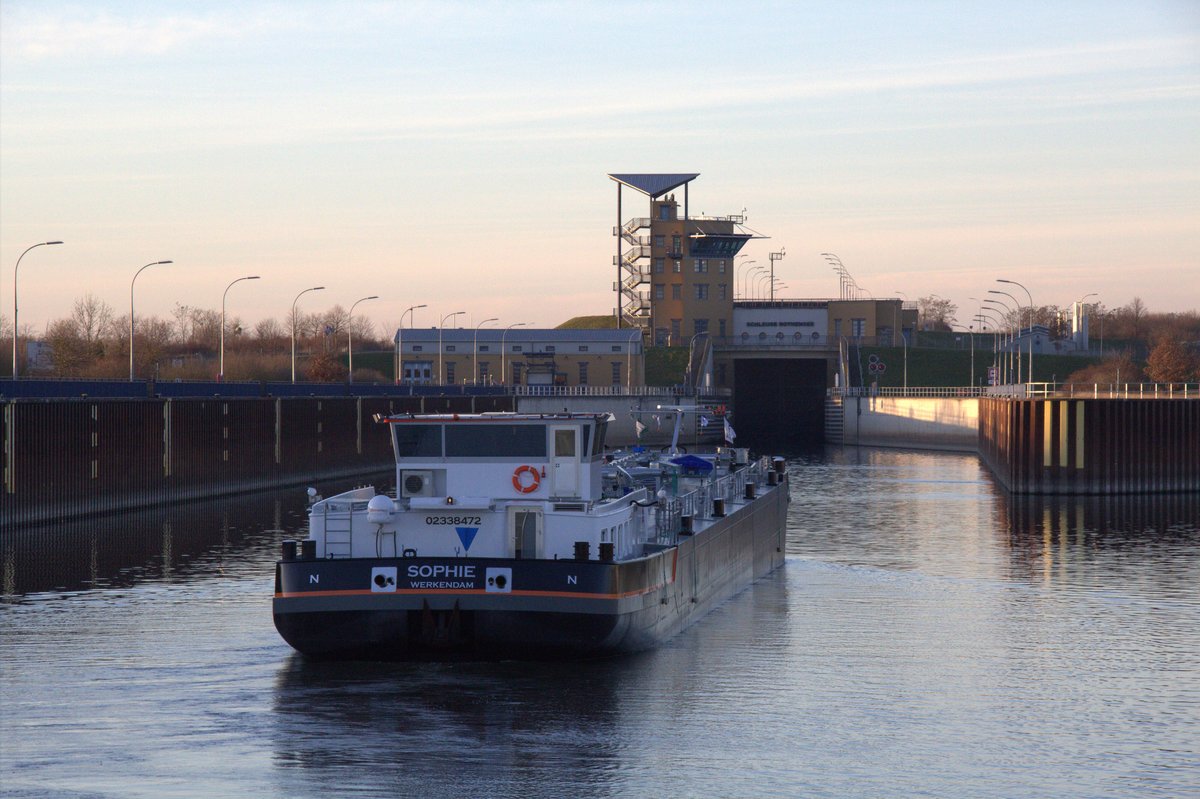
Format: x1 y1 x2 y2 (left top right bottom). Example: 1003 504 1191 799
512 465 540 494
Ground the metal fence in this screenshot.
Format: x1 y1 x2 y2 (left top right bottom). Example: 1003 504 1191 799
831 383 1199 400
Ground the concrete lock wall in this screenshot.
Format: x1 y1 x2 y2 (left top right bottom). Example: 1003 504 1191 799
1 394 514 527
979 397 1200 494
839 396 979 452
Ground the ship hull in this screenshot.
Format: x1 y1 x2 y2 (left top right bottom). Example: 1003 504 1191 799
273 480 787 660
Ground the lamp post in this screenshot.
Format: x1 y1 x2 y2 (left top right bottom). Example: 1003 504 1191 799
768 248 785 302
438 311 464 385
10 240 64 378
985 294 1020 383
347 295 379 383
501 322 526 385
990 289 1024 382
998 278 1033 381
821 253 845 298
291 286 325 383
984 297 1017 384
745 265 766 299
735 260 757 299
975 313 999 386
473 317 498 384
220 275 260 382
758 272 784 300
949 318 974 389
396 303 426 385
979 306 1009 383
129 260 173 381
627 329 641 389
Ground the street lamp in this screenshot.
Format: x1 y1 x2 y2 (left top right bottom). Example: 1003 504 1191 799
768 248 785 302
438 311 464 384
948 318 974 389
627 329 641 389
757 272 783 299
745 265 766 299
396 303 426 385
735 260 757 299
473 317 498 384
10 240 64 378
347 295 379 383
501 322 526 385
980 304 1011 383
998 278 1033 381
291 286 325 383
129 260 173 381
988 289 1023 383
220 275 260 381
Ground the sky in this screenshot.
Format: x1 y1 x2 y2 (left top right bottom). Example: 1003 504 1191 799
2 1 1198 338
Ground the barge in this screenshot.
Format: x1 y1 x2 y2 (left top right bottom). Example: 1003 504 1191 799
273 410 788 659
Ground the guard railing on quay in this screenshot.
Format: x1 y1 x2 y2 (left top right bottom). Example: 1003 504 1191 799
829 383 1199 400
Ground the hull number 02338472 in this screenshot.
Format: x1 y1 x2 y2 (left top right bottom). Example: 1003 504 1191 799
425 516 482 526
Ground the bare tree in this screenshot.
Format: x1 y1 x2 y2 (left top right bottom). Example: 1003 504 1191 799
72 293 114 345
1123 297 1148 341
45 317 105 375
918 296 957 330
321 305 350 339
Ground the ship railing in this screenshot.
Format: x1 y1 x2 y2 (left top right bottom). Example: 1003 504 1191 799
653 498 682 544
311 496 370 558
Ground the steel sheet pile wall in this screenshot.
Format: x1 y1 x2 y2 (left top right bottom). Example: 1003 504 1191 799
979 397 1200 494
1 394 514 527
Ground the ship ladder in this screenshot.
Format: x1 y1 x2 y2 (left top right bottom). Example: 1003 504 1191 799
824 395 844 445
321 507 355 558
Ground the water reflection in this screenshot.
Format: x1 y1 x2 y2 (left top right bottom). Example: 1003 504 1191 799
271 656 623 797
268 569 793 799
1000 492 1200 593
0 472 393 599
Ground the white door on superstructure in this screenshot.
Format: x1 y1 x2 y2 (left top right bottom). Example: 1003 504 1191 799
550 426 579 497
508 507 543 559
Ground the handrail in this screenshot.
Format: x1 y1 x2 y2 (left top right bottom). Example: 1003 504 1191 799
513 384 730 397
829 383 1198 399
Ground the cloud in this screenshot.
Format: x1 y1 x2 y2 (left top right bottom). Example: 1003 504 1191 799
1 6 287 59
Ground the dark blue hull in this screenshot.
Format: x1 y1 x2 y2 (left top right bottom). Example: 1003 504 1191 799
273 481 787 660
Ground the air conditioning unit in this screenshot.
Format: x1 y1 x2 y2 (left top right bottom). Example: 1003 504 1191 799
400 470 435 498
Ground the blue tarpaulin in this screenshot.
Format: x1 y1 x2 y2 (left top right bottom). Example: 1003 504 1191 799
671 455 713 474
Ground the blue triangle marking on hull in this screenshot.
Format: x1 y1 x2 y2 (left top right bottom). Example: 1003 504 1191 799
455 526 479 551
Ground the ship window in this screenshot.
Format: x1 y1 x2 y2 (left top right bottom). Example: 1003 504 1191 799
393 424 443 457
554 429 576 457
581 425 591 456
445 424 546 458
593 420 608 455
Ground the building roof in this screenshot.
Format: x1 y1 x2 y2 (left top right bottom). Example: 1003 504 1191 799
395 328 644 347
608 173 700 198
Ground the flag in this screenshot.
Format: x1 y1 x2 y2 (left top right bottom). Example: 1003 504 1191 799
635 419 646 439
724 418 736 444
700 416 710 428
652 414 662 429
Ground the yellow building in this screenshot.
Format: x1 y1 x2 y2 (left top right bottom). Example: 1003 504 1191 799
610 173 762 345
395 328 644 387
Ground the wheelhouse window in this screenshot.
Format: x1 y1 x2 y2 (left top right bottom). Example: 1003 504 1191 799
393 424 443 457
445 424 546 457
592 420 608 454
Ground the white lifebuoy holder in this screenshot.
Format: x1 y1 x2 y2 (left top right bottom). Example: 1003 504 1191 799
512 465 540 494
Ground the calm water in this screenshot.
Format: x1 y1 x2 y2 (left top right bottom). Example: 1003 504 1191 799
2 451 1198 798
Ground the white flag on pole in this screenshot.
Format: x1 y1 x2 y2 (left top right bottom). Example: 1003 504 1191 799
635 419 646 439
724 418 736 444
